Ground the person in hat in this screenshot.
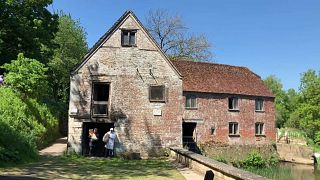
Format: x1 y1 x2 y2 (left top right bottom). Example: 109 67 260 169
103 128 117 157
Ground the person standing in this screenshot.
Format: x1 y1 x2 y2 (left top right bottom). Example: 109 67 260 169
103 128 117 157
89 128 99 156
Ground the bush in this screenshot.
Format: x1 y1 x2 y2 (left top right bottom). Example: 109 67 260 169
0 87 60 164
240 151 266 168
239 151 279 169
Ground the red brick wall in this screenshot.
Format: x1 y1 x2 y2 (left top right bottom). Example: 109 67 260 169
182 92 276 145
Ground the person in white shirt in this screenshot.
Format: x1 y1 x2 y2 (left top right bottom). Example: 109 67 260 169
103 128 117 157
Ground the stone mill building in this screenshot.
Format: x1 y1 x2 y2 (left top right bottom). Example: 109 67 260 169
68 10 276 157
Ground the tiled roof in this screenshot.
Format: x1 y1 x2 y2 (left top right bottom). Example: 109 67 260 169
171 60 274 97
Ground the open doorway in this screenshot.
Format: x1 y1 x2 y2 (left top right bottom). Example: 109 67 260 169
82 122 114 156
182 122 200 153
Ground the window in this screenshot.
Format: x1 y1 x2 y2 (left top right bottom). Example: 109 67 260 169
229 122 239 135
228 97 239 110
92 83 109 116
121 30 136 46
149 85 165 102
255 122 264 135
185 94 197 109
255 99 264 111
211 127 216 135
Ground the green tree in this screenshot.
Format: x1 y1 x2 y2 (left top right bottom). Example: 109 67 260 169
295 70 320 139
48 12 88 104
264 75 288 128
0 0 58 69
1 53 48 98
284 88 300 128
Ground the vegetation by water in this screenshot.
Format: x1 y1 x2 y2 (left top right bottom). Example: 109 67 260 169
245 165 293 180
0 154 184 180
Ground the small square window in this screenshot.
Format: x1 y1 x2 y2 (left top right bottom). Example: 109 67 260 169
149 85 165 102
229 122 239 135
228 97 239 110
185 94 197 109
255 122 264 135
121 30 136 46
255 99 264 111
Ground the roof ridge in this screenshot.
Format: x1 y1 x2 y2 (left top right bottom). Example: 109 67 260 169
172 60 248 70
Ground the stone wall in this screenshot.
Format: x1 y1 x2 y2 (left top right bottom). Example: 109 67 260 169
68 14 183 157
182 92 276 145
170 147 267 180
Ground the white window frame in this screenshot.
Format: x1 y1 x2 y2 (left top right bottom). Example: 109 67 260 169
185 94 197 109
255 122 264 135
228 97 239 111
229 122 239 136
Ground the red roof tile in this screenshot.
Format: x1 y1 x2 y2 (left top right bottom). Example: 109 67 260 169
171 60 274 97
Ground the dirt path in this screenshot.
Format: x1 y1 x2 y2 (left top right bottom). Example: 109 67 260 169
39 137 67 156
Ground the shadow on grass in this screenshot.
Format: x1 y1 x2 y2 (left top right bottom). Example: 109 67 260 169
0 155 185 180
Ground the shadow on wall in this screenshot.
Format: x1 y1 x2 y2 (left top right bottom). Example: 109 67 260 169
109 107 165 158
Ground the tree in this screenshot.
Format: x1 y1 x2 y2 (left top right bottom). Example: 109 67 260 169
145 9 212 61
284 88 300 128
264 75 289 128
1 53 48 98
0 0 58 69
295 70 320 139
48 12 88 104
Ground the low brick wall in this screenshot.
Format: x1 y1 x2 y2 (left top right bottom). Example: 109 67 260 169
170 147 266 180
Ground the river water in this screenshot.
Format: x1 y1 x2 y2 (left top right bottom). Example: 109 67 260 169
279 162 320 180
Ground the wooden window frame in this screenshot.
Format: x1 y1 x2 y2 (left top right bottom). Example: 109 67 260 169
91 82 109 117
149 85 166 102
121 30 137 47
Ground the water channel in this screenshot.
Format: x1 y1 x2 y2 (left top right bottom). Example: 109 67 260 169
272 162 319 180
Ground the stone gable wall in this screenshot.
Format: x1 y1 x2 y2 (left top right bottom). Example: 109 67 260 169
68 14 183 157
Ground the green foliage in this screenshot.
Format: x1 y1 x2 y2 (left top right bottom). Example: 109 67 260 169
295 70 320 139
0 0 58 68
239 151 278 169
239 151 266 168
48 12 88 104
0 87 60 164
1 53 48 98
245 165 293 180
264 75 289 128
215 156 228 164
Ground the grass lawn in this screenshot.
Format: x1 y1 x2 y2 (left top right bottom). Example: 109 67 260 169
0 155 185 180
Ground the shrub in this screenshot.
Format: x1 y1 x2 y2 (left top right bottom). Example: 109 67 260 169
239 151 279 169
0 87 60 164
239 151 266 168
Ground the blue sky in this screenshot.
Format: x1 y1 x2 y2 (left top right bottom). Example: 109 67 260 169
50 0 319 90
